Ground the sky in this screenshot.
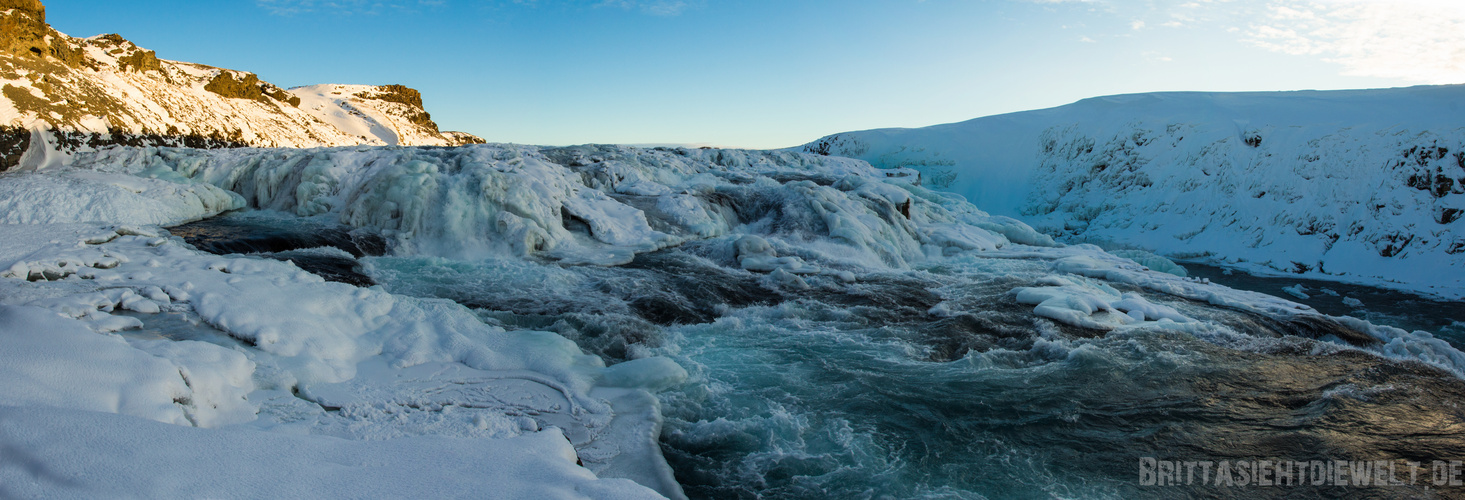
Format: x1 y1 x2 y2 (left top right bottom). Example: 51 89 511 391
45 0 1465 149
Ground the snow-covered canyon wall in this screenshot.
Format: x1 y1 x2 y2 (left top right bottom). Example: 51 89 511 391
0 0 483 170
801 85 1465 298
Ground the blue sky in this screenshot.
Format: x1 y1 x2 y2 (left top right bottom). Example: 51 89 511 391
47 0 1465 148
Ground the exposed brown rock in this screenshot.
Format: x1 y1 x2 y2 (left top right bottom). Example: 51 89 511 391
204 71 301 107
442 131 487 146
1 4 51 58
0 125 30 171
91 34 160 73
361 84 438 129
0 0 45 20
362 84 424 108
204 71 266 101
266 87 301 107
0 1 89 69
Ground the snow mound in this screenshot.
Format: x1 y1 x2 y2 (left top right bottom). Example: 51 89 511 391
0 304 255 428
1015 275 1193 331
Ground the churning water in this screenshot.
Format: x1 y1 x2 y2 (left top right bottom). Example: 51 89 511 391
175 211 1465 499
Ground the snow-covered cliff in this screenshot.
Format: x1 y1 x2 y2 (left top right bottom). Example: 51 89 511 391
0 0 482 169
801 85 1465 298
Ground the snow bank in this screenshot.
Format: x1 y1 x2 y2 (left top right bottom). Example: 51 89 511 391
0 304 253 428
1 224 610 398
0 169 243 225
801 85 1465 298
0 405 660 499
0 222 681 498
289 84 459 147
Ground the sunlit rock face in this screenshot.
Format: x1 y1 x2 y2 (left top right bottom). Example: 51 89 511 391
0 0 484 171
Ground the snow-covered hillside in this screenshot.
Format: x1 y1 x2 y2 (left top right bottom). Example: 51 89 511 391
0 0 482 170
801 85 1465 298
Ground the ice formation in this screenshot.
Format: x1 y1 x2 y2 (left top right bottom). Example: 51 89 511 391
64 144 1046 268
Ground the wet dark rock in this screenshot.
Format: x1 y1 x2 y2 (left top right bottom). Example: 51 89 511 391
614 251 782 325
265 250 375 287
170 216 386 258
168 215 384 286
768 173 839 186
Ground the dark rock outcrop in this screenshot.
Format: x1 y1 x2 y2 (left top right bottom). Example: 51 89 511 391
204 71 298 107
91 34 160 73
361 84 437 129
442 131 487 146
0 125 30 171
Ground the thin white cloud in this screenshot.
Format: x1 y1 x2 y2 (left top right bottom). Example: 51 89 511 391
1025 0 1465 84
256 0 442 15
594 0 690 16
1244 0 1465 83
262 0 694 16
1143 51 1174 62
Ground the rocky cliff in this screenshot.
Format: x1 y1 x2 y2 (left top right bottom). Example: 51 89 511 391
0 0 483 169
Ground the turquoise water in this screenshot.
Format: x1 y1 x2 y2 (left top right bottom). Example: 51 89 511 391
176 213 1465 499
643 258 1465 499
1181 262 1465 350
